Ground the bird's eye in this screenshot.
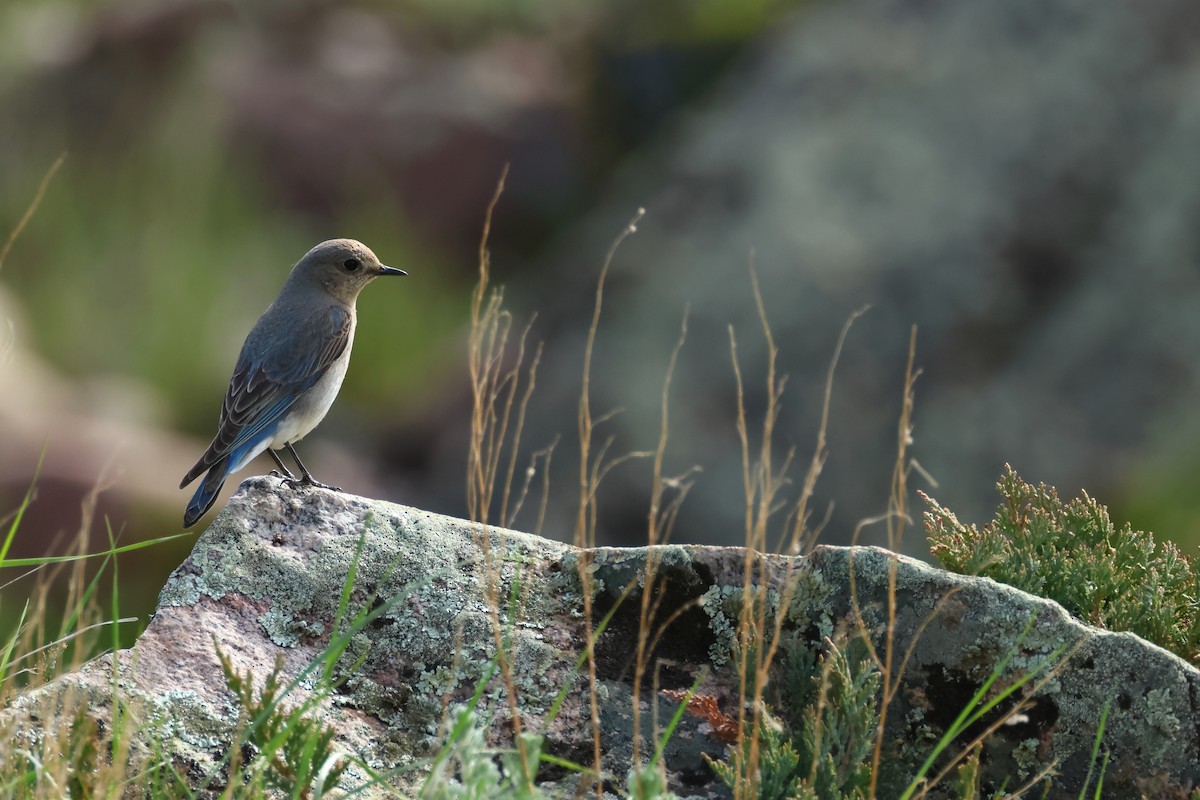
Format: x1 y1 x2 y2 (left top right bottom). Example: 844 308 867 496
343 258 361 272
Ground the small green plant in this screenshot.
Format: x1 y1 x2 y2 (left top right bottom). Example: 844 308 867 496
217 648 349 799
949 747 981 800
712 716 807 800
711 635 881 800
924 464 1200 664
625 765 680 800
422 706 547 800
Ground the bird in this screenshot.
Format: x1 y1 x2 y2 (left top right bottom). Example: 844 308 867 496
180 238 406 528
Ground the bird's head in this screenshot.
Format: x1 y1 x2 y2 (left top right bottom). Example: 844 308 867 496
290 238 406 302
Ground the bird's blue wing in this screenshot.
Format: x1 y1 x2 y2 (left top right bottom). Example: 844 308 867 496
180 305 351 488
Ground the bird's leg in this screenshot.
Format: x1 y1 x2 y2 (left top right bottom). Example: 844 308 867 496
282 442 342 492
268 449 298 480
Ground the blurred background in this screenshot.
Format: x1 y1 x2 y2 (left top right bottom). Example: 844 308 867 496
4 0 1200 642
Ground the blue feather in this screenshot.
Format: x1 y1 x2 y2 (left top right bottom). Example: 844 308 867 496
183 431 275 528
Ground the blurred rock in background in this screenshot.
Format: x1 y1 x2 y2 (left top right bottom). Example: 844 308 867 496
438 0 1200 550
4 0 1200 630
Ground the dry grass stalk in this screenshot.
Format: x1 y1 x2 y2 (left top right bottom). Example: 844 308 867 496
465 164 549 779
864 324 920 796
573 207 644 795
0 153 65 273
630 309 700 767
726 261 864 798
467 164 544 528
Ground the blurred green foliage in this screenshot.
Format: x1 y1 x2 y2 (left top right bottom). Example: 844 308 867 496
1117 409 1200 556
0 88 464 435
388 0 793 42
0 0 797 437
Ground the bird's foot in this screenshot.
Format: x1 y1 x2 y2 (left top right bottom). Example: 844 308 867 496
269 469 298 481
281 474 341 492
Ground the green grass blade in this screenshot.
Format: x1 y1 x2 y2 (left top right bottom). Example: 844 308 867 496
649 671 706 769
0 599 30 684
1091 751 1110 800
542 575 634 729
1078 698 1111 800
0 532 193 568
899 616 1063 800
0 447 44 565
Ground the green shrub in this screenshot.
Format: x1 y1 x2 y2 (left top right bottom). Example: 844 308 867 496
924 464 1200 664
710 635 881 800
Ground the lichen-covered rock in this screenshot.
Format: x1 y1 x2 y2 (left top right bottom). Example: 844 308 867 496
4 478 1199 798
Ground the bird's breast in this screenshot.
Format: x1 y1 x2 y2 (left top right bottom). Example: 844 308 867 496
269 338 354 448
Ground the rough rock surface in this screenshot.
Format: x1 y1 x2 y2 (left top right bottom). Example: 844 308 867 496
5 479 1200 798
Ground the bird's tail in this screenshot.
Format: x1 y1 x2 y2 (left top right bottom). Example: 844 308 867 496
184 457 229 528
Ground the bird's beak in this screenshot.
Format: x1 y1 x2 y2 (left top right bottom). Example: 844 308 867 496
377 265 407 277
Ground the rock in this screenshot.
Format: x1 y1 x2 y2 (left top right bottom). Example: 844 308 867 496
4 479 1199 798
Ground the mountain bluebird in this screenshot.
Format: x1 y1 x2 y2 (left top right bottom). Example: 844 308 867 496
180 239 406 528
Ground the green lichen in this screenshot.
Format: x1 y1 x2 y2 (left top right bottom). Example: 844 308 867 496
258 608 321 647
1010 737 1041 781
700 566 834 672
700 583 765 668
783 565 834 641
157 573 202 607
144 687 237 754
1140 687 1185 762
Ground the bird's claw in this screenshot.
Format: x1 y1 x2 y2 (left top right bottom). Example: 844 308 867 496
280 475 341 493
